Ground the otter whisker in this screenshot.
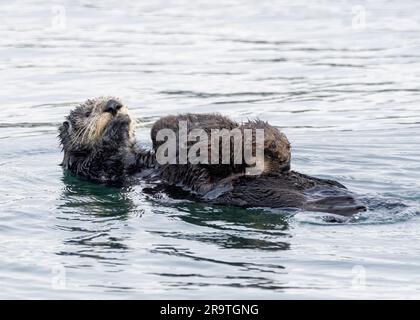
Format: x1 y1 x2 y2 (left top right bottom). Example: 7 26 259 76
127 112 137 138
70 128 86 147
91 113 113 141
71 118 96 147
85 116 100 144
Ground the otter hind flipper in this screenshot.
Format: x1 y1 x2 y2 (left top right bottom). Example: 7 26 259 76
305 196 367 216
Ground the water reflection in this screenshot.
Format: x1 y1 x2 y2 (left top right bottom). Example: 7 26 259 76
148 198 292 251
59 172 140 218
55 172 139 265
175 202 290 231
59 176 293 290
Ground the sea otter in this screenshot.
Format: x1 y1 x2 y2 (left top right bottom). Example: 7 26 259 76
150 113 291 194
58 97 365 216
58 96 155 184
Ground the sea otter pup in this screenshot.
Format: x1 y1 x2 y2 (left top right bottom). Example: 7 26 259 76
150 113 291 194
59 97 365 216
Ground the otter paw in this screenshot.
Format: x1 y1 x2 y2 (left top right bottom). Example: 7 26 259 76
103 114 132 144
113 113 132 125
108 114 131 133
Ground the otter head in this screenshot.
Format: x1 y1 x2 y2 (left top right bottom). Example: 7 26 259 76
263 128 291 173
241 120 291 174
58 97 135 175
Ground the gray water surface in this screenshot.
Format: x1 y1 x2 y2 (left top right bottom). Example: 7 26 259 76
1 0 420 299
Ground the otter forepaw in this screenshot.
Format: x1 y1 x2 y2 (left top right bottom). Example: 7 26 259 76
113 113 132 126
110 113 131 130
102 114 132 145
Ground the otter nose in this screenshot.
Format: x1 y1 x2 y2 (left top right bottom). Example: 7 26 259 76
103 99 123 115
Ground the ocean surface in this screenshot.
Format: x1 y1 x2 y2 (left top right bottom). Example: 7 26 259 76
1 0 420 299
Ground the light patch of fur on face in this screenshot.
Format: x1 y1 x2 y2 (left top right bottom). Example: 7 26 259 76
69 96 136 146
88 112 114 141
86 101 136 143
121 107 137 142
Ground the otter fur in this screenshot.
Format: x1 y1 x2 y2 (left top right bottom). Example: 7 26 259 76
150 113 291 195
59 97 365 216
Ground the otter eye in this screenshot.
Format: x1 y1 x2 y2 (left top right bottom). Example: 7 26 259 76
62 121 72 132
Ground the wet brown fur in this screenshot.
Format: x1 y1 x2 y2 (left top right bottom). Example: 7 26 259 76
150 113 291 194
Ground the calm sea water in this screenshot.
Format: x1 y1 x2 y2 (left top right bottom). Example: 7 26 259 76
1 0 420 299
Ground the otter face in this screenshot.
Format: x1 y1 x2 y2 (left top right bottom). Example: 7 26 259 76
59 97 134 151
241 120 291 174
263 130 291 173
